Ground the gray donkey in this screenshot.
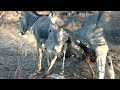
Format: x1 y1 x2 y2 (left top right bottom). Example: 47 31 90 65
47 11 119 79
19 11 52 74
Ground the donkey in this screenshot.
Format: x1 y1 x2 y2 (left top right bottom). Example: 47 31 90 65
19 11 71 77
45 29 85 77
44 12 96 78
19 11 52 74
47 11 119 79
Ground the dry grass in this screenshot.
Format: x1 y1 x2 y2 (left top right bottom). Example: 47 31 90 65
0 11 120 79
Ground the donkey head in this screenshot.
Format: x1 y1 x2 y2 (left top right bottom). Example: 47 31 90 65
19 16 28 35
19 11 39 35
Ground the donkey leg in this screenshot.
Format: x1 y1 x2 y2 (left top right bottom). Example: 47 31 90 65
106 53 115 79
46 53 58 75
96 45 109 79
45 50 50 67
36 46 43 73
61 42 67 75
28 46 43 78
86 59 96 79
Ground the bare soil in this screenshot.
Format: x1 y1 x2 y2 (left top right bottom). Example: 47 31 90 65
0 11 120 79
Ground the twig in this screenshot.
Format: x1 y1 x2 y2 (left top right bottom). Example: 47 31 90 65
65 57 76 67
13 35 30 79
7 68 12 79
13 58 20 79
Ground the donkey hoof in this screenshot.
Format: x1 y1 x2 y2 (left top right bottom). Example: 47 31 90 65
35 70 41 75
92 76 97 79
42 74 48 78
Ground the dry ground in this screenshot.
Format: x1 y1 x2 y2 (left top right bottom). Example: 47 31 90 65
0 11 120 79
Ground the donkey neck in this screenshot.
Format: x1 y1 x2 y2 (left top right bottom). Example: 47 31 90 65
26 12 39 27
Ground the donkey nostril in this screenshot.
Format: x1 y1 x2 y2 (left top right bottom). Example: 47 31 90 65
20 32 25 35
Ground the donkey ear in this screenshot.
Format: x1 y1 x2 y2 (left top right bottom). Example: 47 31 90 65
20 16 27 30
51 17 58 24
48 11 57 24
22 17 27 25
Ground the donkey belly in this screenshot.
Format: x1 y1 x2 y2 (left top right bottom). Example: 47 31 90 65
104 29 120 53
103 12 120 53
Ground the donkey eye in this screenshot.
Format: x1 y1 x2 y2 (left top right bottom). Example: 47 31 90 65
49 29 51 32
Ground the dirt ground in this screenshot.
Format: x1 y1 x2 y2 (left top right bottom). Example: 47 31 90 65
0 11 120 79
